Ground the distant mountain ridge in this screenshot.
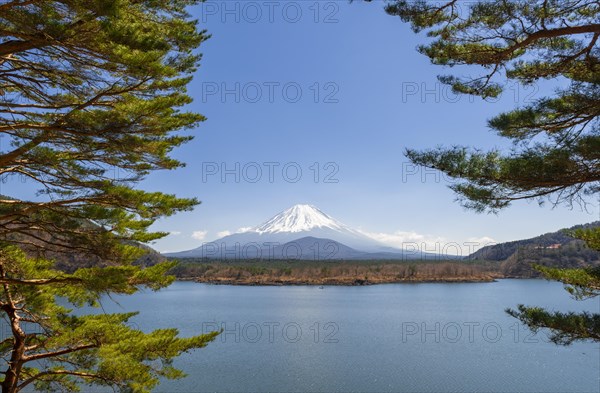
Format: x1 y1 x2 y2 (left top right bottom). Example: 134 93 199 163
164 204 447 260
164 205 600 269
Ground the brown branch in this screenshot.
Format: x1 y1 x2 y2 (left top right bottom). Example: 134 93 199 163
23 344 96 362
0 15 92 58
0 133 49 167
0 277 83 287
0 39 47 58
0 0 38 11
497 24 600 60
18 369 110 391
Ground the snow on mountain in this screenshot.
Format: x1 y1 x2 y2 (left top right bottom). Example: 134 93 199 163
233 204 385 251
254 204 346 234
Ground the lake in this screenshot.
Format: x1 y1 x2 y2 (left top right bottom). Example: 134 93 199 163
98 279 599 392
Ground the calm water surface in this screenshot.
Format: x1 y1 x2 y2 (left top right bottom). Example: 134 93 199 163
100 279 599 392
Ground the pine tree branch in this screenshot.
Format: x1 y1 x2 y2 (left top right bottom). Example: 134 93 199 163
0 277 82 286
496 24 600 61
23 344 97 362
0 0 38 11
0 134 49 167
18 369 111 391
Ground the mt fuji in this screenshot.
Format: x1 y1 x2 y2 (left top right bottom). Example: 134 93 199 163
246 204 383 250
164 204 441 260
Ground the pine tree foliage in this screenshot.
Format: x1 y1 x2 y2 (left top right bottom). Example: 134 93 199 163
386 0 599 212
0 246 219 393
506 305 600 345
383 0 600 344
507 235 600 344
0 1 217 392
0 0 209 261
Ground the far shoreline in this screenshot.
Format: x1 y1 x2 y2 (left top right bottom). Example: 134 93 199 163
169 258 508 286
177 276 503 286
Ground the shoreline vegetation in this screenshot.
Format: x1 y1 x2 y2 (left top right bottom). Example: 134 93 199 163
169 259 504 286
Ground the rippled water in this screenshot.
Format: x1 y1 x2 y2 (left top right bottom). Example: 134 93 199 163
98 279 599 392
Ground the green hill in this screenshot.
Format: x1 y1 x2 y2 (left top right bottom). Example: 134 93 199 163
467 222 600 277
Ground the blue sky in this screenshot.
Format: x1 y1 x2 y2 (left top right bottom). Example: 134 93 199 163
146 1 598 253
5 1 599 253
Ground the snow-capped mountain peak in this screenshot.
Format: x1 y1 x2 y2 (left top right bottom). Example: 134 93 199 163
254 204 347 234
163 204 427 259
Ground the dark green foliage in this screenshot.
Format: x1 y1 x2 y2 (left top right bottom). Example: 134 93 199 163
535 264 600 298
383 0 600 344
0 246 219 393
571 227 600 251
506 305 600 345
385 0 599 211
0 1 216 392
502 225 600 345
0 0 209 261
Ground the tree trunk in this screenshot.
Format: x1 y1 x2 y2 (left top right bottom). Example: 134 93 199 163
1 309 25 393
1 263 25 393
2 342 24 393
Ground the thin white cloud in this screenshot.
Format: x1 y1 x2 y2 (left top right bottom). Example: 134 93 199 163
191 230 208 241
217 230 231 238
360 230 495 256
236 227 253 233
466 236 496 246
363 230 445 249
169 231 182 236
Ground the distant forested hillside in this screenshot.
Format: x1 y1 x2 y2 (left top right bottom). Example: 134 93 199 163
467 222 600 277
